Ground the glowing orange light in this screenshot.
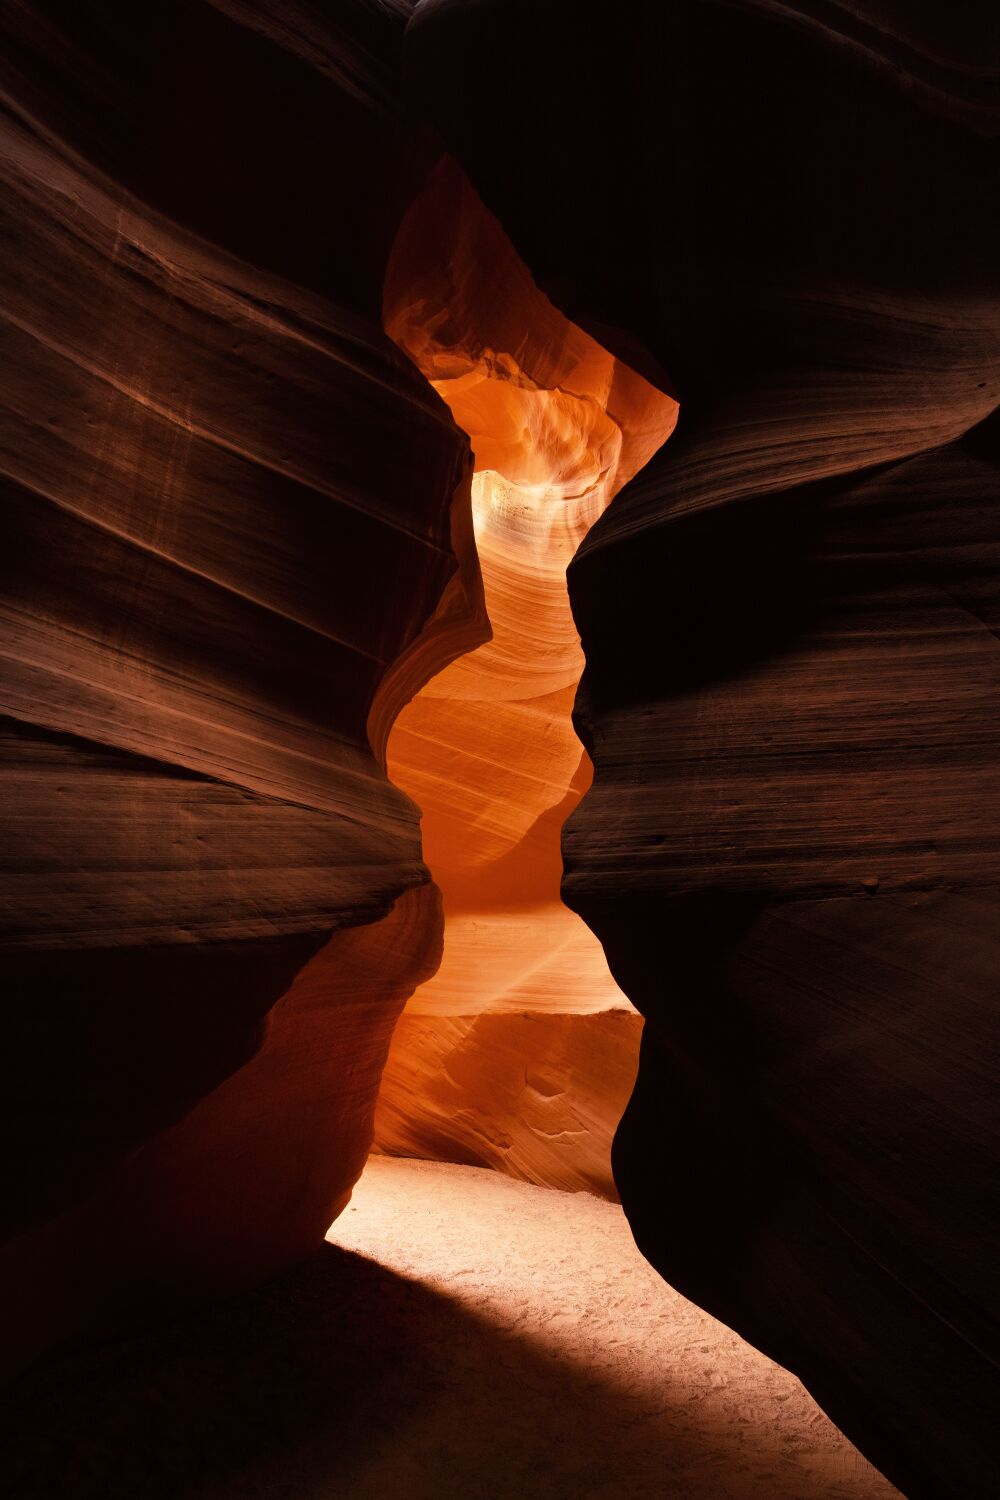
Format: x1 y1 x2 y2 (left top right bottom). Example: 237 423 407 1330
377 158 677 1189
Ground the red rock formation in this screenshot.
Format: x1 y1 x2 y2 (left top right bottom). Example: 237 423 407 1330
406 2 1000 1495
375 158 674 1194
0 0 479 1367
4 5 997 1495
376 1010 644 1196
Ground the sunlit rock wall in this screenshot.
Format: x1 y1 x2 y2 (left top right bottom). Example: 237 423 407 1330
0 0 479 1370
407 1 1000 1495
376 158 676 1194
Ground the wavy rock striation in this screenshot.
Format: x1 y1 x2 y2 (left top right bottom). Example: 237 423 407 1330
407 1 1000 1494
0 0 479 1368
376 157 675 1194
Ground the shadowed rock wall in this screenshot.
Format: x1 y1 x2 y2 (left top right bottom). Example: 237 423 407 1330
406 2 1000 1494
0 0 481 1368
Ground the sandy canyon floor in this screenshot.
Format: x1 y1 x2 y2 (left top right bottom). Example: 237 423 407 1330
4 1156 900 1499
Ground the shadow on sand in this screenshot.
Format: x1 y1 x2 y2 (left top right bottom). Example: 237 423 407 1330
2 1242 881 1499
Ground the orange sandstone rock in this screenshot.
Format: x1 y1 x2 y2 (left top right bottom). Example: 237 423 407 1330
376 159 676 1192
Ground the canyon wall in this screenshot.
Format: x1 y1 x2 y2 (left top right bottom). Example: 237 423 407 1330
406 2 1000 1495
0 0 480 1368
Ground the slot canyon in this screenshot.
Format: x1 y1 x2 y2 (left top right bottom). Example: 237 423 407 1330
376 156 676 1194
0 4 997 1499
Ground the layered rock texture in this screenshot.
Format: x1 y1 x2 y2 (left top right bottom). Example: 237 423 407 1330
3 2 998 1497
375 158 676 1194
0 0 479 1369
406 2 1000 1496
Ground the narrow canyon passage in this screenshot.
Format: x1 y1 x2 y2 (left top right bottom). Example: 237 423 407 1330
3 4 994 1497
374 159 677 1193
0 138 904 1500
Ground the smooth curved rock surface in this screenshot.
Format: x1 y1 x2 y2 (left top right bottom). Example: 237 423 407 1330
375 1010 644 1196
376 157 675 1192
0 0 477 1366
406 2 1000 1495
